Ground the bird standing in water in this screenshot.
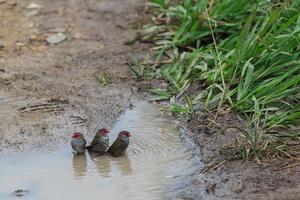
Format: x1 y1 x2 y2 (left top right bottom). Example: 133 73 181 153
87 128 110 155
71 132 87 154
108 131 131 157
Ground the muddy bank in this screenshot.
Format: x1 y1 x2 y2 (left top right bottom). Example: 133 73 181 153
178 109 300 199
0 0 149 152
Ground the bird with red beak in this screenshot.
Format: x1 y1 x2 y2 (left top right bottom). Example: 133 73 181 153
87 128 110 155
108 131 131 157
71 132 87 154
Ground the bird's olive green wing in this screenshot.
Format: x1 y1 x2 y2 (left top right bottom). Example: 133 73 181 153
108 139 127 157
113 143 127 157
89 134 99 147
107 138 120 153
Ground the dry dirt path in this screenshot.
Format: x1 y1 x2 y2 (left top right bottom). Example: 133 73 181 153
0 0 147 152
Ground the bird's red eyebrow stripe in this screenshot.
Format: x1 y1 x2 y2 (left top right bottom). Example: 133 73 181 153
72 133 81 138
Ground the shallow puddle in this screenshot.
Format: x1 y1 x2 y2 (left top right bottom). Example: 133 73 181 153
0 103 202 199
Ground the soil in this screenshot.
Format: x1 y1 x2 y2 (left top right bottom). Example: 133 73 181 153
184 111 300 199
0 0 299 200
0 0 149 152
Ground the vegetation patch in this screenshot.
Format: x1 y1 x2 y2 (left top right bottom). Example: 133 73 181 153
136 0 300 161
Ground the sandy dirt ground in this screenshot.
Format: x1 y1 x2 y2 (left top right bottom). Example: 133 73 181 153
0 0 149 152
0 0 299 200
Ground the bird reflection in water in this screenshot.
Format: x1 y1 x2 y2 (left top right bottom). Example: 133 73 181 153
88 151 111 177
72 153 87 180
72 149 133 179
112 154 132 176
88 150 132 177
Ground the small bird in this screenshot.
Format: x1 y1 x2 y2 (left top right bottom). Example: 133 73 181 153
108 131 131 157
87 128 110 155
71 132 87 154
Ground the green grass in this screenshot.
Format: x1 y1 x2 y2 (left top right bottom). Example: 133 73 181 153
96 74 112 86
129 55 154 81
143 0 300 160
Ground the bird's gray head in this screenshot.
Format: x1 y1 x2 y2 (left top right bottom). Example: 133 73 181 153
72 132 84 139
119 131 131 137
97 128 110 136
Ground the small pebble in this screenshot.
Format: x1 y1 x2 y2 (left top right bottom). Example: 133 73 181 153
46 33 67 44
26 3 41 9
12 189 29 197
16 42 26 47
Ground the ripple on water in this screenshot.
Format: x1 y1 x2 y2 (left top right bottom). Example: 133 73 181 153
0 102 203 200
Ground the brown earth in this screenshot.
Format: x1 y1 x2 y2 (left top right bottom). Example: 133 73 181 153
183 111 300 199
0 0 299 200
0 0 149 152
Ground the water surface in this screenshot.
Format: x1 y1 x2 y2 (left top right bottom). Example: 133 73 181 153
0 103 202 199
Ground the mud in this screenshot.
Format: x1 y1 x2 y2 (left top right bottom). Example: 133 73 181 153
184 111 300 200
0 103 205 199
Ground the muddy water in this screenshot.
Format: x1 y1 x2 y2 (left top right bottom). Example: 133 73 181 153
0 103 202 200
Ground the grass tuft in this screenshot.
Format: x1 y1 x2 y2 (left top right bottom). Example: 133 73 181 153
143 0 300 160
